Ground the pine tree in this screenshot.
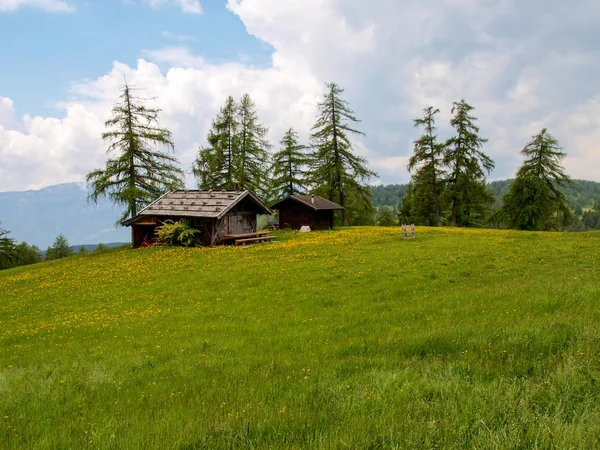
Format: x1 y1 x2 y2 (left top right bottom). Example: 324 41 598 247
13 242 41 267
45 234 72 261
271 128 309 199
398 179 443 226
408 106 446 226
445 100 495 227
194 94 270 196
310 82 376 225
235 94 270 196
0 224 16 270
87 83 184 222
193 96 238 190
501 129 572 230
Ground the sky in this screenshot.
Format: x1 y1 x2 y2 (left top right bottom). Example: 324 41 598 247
0 0 599 192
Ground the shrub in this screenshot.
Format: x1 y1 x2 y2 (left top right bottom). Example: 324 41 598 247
155 220 201 247
376 209 398 227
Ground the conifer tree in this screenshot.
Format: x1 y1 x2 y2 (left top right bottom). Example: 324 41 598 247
407 106 446 226
193 96 238 190
87 83 184 222
13 242 40 267
235 94 270 196
45 234 72 261
194 94 270 197
0 224 16 270
310 82 376 225
271 128 309 199
501 129 572 230
398 180 443 227
445 99 495 227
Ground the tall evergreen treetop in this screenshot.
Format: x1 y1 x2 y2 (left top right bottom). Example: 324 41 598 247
193 94 270 197
408 106 446 226
0 224 16 269
518 128 571 185
501 128 572 230
87 83 184 222
45 234 72 261
445 99 495 226
193 95 238 190
235 93 271 196
271 128 309 199
310 82 376 224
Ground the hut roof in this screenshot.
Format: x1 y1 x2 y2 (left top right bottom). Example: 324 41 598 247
122 190 273 226
271 195 344 211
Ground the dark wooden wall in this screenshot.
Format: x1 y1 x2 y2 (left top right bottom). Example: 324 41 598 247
278 202 334 230
313 210 334 230
132 224 158 247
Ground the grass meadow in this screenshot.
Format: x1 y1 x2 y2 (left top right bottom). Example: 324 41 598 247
1 227 600 448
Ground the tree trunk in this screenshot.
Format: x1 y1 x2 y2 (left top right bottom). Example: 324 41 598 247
433 174 441 227
330 90 346 225
427 116 441 227
125 84 137 218
451 197 458 227
288 154 293 196
227 121 233 188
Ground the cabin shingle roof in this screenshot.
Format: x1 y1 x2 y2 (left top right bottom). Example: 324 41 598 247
122 190 272 226
271 195 344 211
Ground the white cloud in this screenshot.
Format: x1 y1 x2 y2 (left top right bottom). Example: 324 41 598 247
144 0 201 14
0 0 73 12
0 57 323 191
0 97 17 129
2 0 600 192
162 31 196 42
142 46 206 69
0 102 104 191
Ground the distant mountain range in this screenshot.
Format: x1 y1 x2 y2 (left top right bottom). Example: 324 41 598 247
0 183 130 248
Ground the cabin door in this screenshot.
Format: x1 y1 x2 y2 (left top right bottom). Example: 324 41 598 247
229 214 254 234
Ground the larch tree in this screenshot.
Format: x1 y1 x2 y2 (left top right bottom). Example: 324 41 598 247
45 234 72 261
406 106 446 226
193 96 238 190
235 93 271 196
445 99 495 227
194 94 270 197
87 83 184 222
0 224 16 270
501 128 572 230
309 82 376 225
271 128 309 199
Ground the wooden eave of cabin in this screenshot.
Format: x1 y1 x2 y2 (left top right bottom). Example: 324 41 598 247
122 190 273 226
270 195 344 212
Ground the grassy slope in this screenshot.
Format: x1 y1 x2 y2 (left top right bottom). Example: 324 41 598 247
1 227 600 449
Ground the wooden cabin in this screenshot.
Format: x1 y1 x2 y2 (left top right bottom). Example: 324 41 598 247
271 195 344 231
122 190 273 247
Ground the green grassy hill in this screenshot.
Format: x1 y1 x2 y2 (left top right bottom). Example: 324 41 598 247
1 227 600 448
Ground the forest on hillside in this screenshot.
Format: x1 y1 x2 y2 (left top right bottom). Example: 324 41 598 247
371 179 600 231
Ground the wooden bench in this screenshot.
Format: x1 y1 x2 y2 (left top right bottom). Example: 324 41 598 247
235 235 277 247
402 224 416 239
